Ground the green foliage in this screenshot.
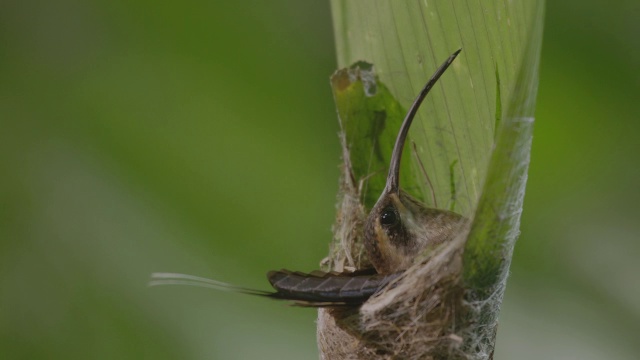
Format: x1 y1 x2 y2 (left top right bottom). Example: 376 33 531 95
463 1 544 289
330 62 421 208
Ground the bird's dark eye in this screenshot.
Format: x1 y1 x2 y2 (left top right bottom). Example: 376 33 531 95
380 207 399 226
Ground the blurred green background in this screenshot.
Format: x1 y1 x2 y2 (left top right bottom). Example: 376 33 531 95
1 1 638 359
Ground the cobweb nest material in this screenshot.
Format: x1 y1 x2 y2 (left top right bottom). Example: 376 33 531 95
318 151 499 360
319 233 472 360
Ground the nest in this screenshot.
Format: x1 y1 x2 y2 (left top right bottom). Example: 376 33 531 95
319 233 479 359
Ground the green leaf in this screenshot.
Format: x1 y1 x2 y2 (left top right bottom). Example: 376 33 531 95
330 62 421 209
330 0 544 292
332 1 543 217
463 3 545 289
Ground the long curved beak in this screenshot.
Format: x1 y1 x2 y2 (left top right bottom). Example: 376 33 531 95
385 49 461 195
